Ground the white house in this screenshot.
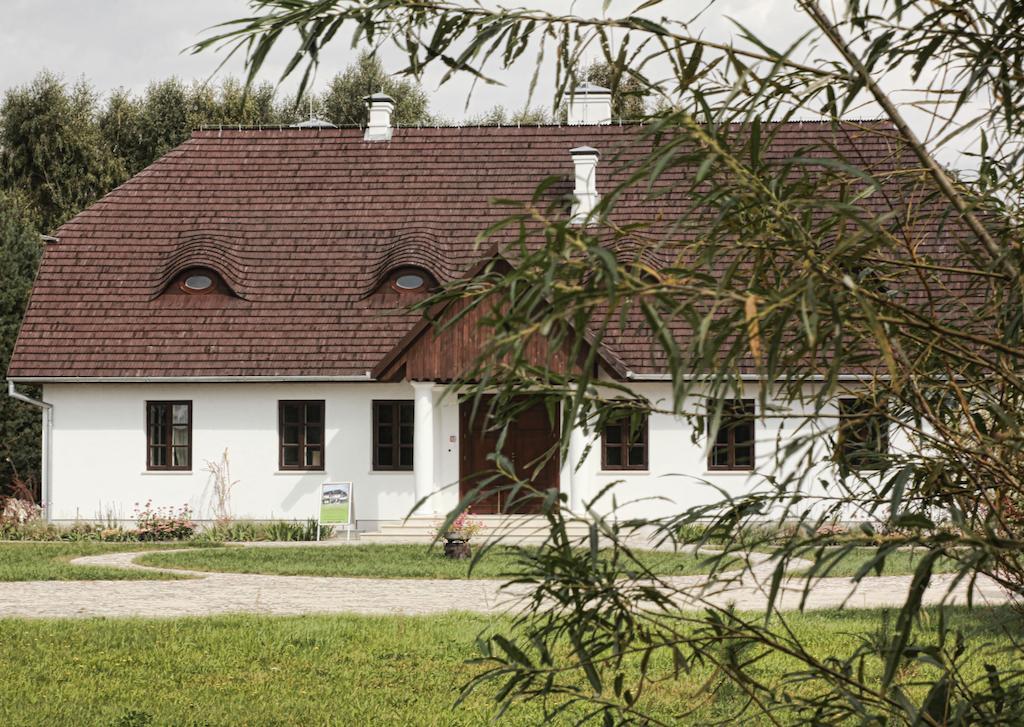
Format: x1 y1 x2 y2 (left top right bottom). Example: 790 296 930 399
7 87 920 530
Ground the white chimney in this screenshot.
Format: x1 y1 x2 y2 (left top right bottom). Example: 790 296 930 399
364 93 395 141
570 146 600 224
567 82 612 125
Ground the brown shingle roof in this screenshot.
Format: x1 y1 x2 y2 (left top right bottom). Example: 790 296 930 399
7 121 970 380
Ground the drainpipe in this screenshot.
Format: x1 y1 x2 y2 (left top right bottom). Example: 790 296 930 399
7 380 52 521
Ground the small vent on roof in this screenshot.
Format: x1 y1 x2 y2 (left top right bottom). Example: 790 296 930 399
291 117 337 129
291 97 336 129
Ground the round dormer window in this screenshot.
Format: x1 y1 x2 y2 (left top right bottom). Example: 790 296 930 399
394 272 426 291
183 274 213 292
176 269 219 295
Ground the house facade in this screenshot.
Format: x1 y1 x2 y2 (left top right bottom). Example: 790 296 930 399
7 89 928 528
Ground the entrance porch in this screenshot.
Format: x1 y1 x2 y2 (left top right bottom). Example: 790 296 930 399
409 383 588 517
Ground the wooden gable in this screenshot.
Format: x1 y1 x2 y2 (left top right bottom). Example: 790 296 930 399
372 293 626 382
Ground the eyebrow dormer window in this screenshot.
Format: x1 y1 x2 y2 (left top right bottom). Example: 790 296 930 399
389 267 434 293
175 268 220 295
395 273 425 291
183 273 213 292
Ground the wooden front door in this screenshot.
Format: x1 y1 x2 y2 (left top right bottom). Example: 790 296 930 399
459 398 561 514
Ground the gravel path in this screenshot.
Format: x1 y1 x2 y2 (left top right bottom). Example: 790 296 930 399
0 548 1009 619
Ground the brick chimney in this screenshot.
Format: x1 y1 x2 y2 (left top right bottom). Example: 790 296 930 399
567 82 612 125
364 93 395 141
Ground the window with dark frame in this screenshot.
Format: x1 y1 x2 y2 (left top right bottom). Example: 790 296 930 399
278 400 325 471
146 401 192 470
837 397 889 470
708 399 756 471
373 400 415 471
601 412 648 471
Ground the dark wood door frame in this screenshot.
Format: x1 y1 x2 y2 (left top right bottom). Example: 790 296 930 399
459 397 561 514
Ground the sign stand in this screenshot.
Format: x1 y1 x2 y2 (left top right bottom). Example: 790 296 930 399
318 482 354 541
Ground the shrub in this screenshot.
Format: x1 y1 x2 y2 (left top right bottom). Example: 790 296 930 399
195 518 331 543
133 500 194 541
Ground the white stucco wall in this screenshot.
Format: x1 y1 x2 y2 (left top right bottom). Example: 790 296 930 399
572 381 913 522
41 381 911 526
43 382 427 525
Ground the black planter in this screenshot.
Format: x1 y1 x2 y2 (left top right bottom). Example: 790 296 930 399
443 537 472 560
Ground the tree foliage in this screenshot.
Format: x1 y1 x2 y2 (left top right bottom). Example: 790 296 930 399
0 72 125 232
0 190 42 496
580 60 646 120
197 0 1024 723
100 78 285 177
316 51 432 126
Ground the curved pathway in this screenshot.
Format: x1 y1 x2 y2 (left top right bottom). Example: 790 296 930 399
0 548 1010 619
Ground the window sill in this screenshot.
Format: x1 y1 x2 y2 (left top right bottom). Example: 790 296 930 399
597 470 650 476
274 470 324 475
704 470 755 476
140 470 193 476
369 469 415 475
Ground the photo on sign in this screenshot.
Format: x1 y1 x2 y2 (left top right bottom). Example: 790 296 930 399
320 483 352 525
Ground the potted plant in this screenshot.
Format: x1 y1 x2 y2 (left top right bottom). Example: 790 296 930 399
437 510 484 559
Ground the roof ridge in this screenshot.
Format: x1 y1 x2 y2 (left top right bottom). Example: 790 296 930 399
190 117 893 134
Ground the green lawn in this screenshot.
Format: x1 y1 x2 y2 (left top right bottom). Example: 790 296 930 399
0 542 213 581
0 607 1018 725
793 547 962 578
319 501 349 524
136 543 738 579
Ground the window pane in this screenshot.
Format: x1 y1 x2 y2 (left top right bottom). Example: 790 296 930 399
282 446 299 466
376 404 393 424
149 422 165 446
399 424 414 446
399 404 414 425
605 446 623 467
604 425 622 444
171 404 189 425
732 420 754 448
733 444 753 468
714 425 731 447
148 402 166 421
839 398 888 469
377 447 394 467
306 404 323 424
282 404 300 424
150 446 166 467
377 425 393 445
399 447 414 468
306 425 323 446
172 446 189 468
711 445 730 468
306 448 322 467
171 426 189 446
628 445 645 467
283 425 300 445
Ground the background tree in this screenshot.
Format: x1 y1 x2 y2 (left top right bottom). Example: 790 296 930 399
0 190 42 496
100 78 285 177
0 72 125 231
197 0 1024 724
316 51 431 126
579 60 646 119
463 104 553 126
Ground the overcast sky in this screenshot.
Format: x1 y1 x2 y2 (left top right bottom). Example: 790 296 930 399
1 0 813 118
1 0 976 168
